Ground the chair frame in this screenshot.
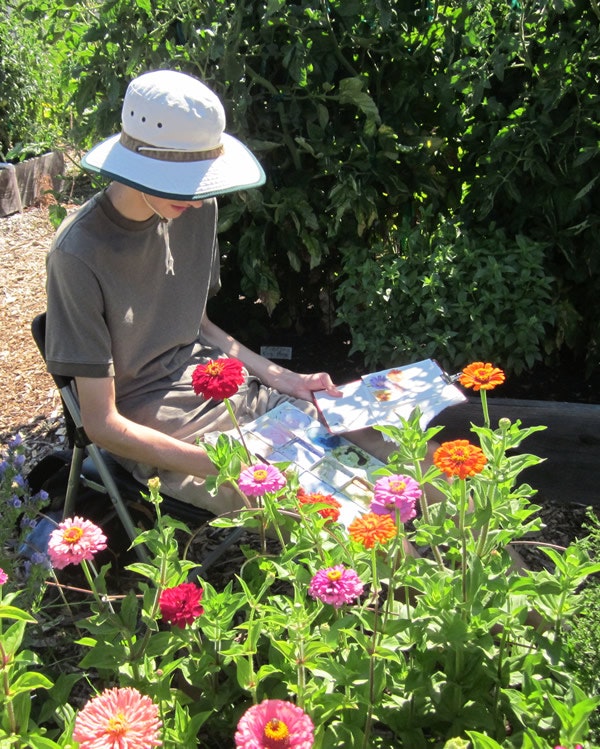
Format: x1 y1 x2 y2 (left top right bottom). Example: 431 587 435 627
31 312 244 569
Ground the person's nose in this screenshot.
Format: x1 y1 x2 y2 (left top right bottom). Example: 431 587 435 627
189 200 204 209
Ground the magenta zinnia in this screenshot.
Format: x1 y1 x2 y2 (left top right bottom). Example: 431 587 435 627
238 463 286 496
159 582 204 628
191 357 245 400
72 686 162 749
309 565 364 608
235 699 314 749
0 568 7 585
47 516 107 569
371 474 421 522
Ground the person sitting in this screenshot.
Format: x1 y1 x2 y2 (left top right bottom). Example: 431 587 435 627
45 69 391 516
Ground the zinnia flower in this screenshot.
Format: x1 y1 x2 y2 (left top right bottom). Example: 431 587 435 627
235 699 314 749
47 516 107 569
309 565 364 608
371 474 421 522
238 463 286 496
159 582 204 628
191 357 245 400
433 440 487 480
348 512 397 549
0 568 7 585
72 686 162 749
459 362 505 391
296 489 342 522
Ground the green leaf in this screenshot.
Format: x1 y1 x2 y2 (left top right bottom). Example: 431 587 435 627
0 605 36 623
10 670 54 694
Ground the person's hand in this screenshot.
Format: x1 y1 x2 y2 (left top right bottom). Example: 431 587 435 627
271 370 343 402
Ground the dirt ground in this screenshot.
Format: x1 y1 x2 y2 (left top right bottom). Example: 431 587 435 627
0 202 596 571
0 205 67 465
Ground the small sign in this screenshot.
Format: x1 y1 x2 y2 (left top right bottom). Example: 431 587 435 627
260 346 293 360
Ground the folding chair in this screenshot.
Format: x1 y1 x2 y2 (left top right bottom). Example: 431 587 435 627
31 312 244 570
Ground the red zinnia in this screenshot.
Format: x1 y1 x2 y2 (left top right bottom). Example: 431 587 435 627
191 357 245 400
459 361 505 391
158 582 204 628
433 439 487 479
348 512 397 549
297 488 342 522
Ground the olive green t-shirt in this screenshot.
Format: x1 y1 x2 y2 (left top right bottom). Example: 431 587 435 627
45 190 225 431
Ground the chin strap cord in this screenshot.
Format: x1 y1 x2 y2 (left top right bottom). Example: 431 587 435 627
141 193 175 275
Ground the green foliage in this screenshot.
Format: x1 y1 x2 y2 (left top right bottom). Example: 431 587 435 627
565 511 600 744
335 213 557 374
0 1 70 160
14 0 600 373
3 392 600 747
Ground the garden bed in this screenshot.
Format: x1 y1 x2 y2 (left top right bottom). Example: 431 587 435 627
1 202 598 583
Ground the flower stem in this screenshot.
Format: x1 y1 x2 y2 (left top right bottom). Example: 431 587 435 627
362 546 381 749
224 398 253 464
480 389 490 428
459 480 468 607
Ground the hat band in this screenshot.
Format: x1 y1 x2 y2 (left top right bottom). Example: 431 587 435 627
120 132 224 162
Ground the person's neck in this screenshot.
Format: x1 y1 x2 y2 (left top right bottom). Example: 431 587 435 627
105 182 154 222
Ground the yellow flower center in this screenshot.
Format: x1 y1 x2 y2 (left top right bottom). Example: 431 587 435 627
206 360 225 376
63 527 83 544
389 479 406 493
327 569 342 581
106 711 129 737
263 718 289 745
253 469 268 482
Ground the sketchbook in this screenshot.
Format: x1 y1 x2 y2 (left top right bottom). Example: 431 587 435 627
205 401 385 527
313 358 466 434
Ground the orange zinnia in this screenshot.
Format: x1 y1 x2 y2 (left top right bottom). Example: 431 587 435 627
433 440 487 480
459 362 505 391
348 512 397 549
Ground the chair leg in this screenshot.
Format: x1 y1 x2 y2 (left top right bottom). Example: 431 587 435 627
85 444 150 563
63 445 84 519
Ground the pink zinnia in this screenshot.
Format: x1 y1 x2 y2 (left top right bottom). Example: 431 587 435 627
309 565 364 609
47 516 107 569
235 699 314 749
238 463 286 497
72 686 162 749
0 568 7 585
370 474 421 522
159 582 204 628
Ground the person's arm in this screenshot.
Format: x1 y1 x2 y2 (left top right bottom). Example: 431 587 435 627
200 315 343 401
76 376 216 478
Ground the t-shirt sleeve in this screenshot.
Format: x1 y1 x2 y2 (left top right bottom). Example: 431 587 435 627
45 249 115 378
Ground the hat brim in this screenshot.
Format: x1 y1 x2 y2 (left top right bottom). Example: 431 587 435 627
81 131 266 200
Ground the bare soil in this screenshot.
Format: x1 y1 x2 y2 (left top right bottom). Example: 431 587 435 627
0 202 595 579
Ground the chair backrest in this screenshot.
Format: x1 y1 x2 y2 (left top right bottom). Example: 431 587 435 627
31 312 80 448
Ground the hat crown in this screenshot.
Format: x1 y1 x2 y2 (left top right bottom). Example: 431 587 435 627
121 70 226 152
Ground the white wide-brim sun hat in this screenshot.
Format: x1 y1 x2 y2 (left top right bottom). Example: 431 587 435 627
81 70 266 200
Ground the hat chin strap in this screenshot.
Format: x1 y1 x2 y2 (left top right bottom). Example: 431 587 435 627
141 193 175 275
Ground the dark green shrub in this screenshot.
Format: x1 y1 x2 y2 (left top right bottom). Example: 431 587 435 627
17 0 600 374
335 213 556 374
